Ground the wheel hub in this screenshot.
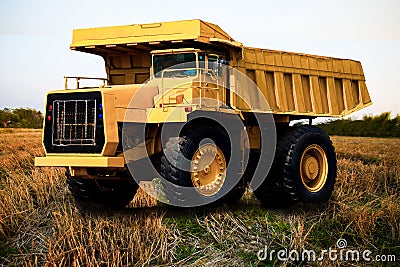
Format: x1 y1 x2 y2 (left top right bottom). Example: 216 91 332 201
203 166 211 174
302 155 319 180
300 144 328 193
191 144 226 196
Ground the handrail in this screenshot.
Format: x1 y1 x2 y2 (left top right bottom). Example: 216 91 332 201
64 76 109 89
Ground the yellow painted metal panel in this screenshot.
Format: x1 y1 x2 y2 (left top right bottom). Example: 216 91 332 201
124 74 135 84
318 77 329 114
316 58 328 72
265 71 278 110
308 57 318 70
274 72 286 111
343 79 357 111
71 19 234 49
343 60 352 74
246 69 256 83
245 69 262 109
351 80 360 107
282 54 293 68
35 156 125 167
245 50 256 63
293 74 306 112
256 50 265 64
327 77 340 115
310 76 322 114
292 55 302 69
283 73 295 111
326 59 334 72
274 53 283 66
351 61 363 76
146 106 188 123
334 79 345 114
101 93 119 156
301 75 312 113
333 59 344 73
255 70 277 110
360 81 371 104
300 56 309 69
264 52 274 65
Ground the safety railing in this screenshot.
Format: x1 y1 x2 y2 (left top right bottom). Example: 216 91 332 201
64 76 109 89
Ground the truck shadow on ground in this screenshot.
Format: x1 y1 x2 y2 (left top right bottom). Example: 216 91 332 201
72 196 326 220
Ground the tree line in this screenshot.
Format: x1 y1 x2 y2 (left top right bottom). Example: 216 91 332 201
319 112 400 138
0 108 43 129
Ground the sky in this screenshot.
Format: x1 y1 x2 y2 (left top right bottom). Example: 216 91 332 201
1 0 399 118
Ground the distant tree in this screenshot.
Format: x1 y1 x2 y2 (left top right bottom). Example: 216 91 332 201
319 112 400 138
0 108 43 128
0 108 13 127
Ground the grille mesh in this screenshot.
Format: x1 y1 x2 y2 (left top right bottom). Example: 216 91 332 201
53 99 97 146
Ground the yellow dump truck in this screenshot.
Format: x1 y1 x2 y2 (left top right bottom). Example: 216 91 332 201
35 20 371 208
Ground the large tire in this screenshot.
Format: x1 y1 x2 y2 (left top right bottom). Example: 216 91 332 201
66 170 139 209
253 139 294 208
160 126 245 207
255 126 336 207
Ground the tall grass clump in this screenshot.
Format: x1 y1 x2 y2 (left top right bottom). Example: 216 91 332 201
0 129 176 266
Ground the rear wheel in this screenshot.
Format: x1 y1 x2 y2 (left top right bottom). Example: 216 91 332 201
254 126 336 207
66 170 138 209
161 126 245 207
299 144 328 193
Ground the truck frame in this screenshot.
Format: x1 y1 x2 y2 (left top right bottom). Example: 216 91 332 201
35 20 371 208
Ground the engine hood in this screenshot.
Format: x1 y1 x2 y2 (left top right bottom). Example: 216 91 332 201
102 83 159 110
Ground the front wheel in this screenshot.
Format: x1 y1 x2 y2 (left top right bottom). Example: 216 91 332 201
66 171 139 209
161 126 245 207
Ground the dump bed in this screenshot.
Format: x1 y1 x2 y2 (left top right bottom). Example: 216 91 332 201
70 19 371 117
235 48 371 116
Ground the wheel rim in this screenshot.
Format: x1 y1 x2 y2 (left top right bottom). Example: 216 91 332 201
190 143 227 196
300 144 328 193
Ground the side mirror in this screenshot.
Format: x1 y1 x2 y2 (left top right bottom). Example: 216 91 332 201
218 59 230 65
216 60 229 77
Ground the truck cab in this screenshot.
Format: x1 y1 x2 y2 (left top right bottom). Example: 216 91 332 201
150 48 229 109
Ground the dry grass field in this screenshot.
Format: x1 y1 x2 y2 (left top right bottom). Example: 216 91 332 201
0 128 398 266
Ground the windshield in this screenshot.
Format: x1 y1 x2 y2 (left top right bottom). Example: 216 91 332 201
153 53 197 78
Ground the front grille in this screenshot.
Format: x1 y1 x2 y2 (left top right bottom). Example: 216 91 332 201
44 92 105 154
53 99 97 146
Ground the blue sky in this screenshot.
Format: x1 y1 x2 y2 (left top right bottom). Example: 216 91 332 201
1 0 399 118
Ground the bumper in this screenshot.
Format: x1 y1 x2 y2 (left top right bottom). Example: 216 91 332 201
35 156 125 167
